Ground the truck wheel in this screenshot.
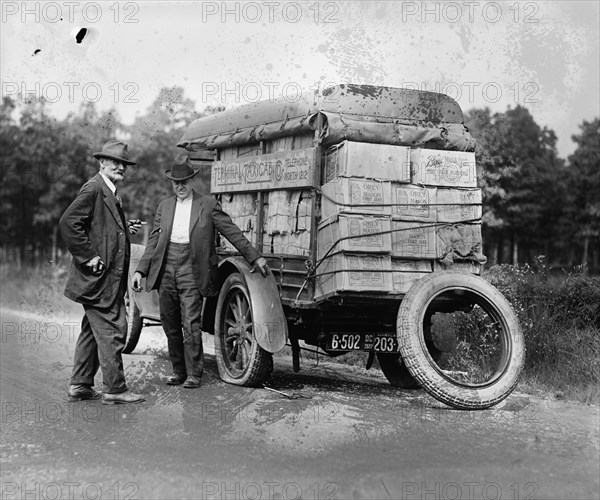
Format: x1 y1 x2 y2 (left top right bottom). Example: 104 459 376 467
397 272 525 410
378 315 442 389
377 353 419 388
215 273 273 386
123 291 143 354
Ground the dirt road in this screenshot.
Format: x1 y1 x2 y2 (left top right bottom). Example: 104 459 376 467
1 308 598 500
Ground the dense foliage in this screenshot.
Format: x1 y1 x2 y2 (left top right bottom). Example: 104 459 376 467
465 108 599 272
484 262 600 401
0 91 598 273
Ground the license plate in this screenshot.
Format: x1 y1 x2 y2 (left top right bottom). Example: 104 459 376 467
326 333 399 352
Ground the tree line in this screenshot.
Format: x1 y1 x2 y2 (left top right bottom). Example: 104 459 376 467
0 87 598 274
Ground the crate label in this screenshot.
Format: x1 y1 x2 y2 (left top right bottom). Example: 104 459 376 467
347 256 385 286
211 148 316 193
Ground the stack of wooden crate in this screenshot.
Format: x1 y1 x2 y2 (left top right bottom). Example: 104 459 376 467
266 190 312 257
219 192 258 251
314 140 484 300
213 138 316 257
211 138 484 300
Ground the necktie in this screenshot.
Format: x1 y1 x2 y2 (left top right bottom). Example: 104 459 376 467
114 189 126 225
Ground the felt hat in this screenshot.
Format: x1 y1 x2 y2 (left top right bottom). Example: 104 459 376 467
93 140 136 165
165 154 199 181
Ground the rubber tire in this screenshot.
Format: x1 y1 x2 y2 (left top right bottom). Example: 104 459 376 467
377 353 419 389
397 271 525 410
378 314 442 389
215 273 273 387
378 340 442 389
123 291 143 354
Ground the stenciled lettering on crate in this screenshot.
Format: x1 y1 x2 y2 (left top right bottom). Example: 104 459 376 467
411 149 477 188
392 259 433 294
317 214 392 259
436 188 482 223
324 141 410 183
321 178 392 219
211 148 317 193
315 253 393 299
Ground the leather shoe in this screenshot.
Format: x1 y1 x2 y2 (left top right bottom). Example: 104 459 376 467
102 391 145 405
68 384 101 402
183 375 201 388
166 374 187 386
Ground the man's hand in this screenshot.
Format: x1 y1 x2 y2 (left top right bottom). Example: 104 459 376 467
132 272 144 292
128 219 143 235
85 256 105 275
250 257 269 277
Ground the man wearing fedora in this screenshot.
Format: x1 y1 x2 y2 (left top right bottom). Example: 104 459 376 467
132 154 269 389
60 139 145 404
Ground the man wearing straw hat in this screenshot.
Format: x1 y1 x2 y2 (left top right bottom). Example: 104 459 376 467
132 154 269 389
60 139 145 405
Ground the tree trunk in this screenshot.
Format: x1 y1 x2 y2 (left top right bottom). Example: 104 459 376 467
497 232 504 264
51 226 58 265
491 240 498 266
512 233 518 265
581 234 589 275
17 244 23 270
567 245 575 268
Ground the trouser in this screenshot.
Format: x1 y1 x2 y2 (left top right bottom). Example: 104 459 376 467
70 288 128 394
158 242 204 378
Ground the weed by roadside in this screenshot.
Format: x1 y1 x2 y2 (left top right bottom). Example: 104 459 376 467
3 261 598 405
0 263 79 318
484 261 600 404
280 262 600 405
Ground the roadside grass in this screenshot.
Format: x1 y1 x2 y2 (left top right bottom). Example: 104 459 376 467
0 262 79 318
484 262 600 405
281 263 600 405
2 261 598 405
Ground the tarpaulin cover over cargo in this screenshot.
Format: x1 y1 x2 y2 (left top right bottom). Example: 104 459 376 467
178 84 476 152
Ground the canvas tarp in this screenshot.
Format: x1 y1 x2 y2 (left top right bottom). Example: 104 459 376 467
178 84 476 153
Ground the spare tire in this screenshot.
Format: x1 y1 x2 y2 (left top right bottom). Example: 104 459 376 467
397 271 525 410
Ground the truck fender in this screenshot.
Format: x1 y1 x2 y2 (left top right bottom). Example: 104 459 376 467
208 256 288 353
127 243 160 319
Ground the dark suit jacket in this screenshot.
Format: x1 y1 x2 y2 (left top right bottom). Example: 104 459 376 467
60 173 130 308
136 190 260 296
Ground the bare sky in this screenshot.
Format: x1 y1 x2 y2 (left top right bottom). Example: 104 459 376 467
2 1 599 159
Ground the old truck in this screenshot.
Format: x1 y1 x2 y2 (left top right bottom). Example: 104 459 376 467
125 84 525 410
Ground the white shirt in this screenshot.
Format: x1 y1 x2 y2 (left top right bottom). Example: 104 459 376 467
170 196 193 243
100 172 117 195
